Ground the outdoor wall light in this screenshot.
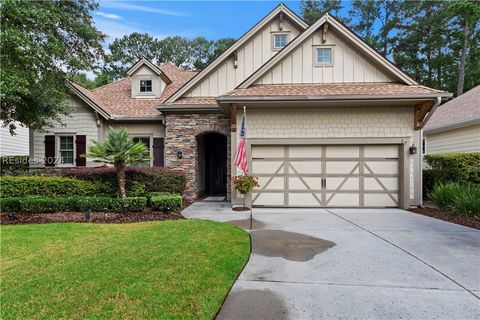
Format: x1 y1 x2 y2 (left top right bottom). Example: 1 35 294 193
177 150 183 159
409 143 418 155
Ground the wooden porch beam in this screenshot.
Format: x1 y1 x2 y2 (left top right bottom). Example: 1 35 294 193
414 101 434 130
231 103 237 132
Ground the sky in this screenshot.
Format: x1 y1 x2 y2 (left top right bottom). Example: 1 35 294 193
93 0 308 44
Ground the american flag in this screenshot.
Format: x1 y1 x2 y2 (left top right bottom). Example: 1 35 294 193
235 107 248 173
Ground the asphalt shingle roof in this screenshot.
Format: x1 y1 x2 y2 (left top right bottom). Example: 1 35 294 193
424 85 480 130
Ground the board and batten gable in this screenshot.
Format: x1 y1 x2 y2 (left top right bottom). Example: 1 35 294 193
256 28 395 85
184 18 303 98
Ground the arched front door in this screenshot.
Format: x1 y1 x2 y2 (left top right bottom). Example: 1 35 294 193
198 133 227 196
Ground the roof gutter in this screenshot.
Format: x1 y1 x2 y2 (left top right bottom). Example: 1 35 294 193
156 104 222 113
109 115 164 121
421 96 442 128
216 93 452 103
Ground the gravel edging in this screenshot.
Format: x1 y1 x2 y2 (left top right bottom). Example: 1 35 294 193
409 207 480 230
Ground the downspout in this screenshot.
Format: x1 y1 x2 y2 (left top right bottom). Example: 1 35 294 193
419 96 441 207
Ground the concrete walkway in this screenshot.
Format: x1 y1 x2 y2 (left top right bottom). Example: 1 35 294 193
182 203 480 320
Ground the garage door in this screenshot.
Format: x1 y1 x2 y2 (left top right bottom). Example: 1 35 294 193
251 145 400 207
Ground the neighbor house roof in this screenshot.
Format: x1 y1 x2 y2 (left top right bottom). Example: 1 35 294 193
217 83 449 101
69 62 197 119
424 85 480 133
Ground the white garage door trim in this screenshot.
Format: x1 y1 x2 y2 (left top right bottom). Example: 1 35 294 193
247 138 410 209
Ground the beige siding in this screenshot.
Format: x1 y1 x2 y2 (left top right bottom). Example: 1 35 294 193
31 96 100 167
426 124 480 154
105 121 164 138
131 65 166 99
186 18 302 97
257 29 394 85
0 121 29 156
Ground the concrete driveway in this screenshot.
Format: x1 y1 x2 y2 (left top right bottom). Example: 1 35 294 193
182 203 480 319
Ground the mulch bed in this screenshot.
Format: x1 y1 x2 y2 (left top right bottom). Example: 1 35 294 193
232 206 251 212
409 207 480 230
1 209 184 225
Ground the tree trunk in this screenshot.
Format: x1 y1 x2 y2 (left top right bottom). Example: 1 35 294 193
457 21 468 96
115 163 127 199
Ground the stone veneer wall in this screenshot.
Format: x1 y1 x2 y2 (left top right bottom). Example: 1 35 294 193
164 113 231 201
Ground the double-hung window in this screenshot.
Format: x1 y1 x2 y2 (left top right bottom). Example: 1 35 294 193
273 34 288 49
59 136 74 165
140 80 152 93
132 137 151 166
315 47 333 65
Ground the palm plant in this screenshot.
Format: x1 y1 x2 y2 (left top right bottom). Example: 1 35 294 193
85 127 150 199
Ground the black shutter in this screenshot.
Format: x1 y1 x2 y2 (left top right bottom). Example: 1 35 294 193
44 135 55 167
75 135 87 167
152 138 164 167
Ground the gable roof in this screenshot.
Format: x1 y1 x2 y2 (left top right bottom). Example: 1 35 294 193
239 13 418 89
127 57 172 84
164 3 308 103
69 62 197 119
424 85 480 132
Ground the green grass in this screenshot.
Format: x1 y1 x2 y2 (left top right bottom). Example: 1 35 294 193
1 220 250 319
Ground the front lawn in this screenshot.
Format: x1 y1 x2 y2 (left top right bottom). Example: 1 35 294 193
1 220 250 319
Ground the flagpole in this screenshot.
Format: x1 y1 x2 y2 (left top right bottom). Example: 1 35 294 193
243 105 252 230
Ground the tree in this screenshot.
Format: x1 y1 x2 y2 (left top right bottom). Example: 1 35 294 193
157 36 191 68
85 127 150 199
210 38 236 63
104 32 160 79
447 0 480 95
189 37 214 69
300 0 349 25
349 0 380 47
0 0 105 133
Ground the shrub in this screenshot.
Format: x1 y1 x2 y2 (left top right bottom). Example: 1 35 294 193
0 176 110 198
0 196 147 213
0 155 29 175
150 193 182 212
429 183 480 218
62 167 186 196
0 197 22 212
424 152 480 185
423 169 435 200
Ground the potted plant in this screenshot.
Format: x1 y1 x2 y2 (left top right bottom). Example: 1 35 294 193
231 173 260 211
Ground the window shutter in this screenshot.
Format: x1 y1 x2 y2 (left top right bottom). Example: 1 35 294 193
152 138 164 167
44 135 55 167
75 135 87 167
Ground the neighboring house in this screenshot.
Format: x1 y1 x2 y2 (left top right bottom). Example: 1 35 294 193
0 121 29 156
30 3 451 209
423 85 480 155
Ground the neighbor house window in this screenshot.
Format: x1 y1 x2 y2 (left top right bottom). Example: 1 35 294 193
58 135 74 165
315 47 333 65
273 34 288 49
422 138 426 154
133 137 151 166
140 80 152 93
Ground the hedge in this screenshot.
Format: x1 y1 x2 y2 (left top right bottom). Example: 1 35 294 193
0 155 29 175
0 196 147 213
424 152 480 185
62 167 186 196
0 176 111 198
150 193 183 212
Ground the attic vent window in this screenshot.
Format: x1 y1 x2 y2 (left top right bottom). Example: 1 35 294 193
273 34 287 49
140 80 152 93
315 47 333 65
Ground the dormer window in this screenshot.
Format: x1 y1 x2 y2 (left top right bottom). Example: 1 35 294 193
140 80 152 93
273 33 288 50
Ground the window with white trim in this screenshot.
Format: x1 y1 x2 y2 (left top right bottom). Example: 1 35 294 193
59 136 74 165
140 80 152 93
133 137 151 166
315 47 333 65
273 34 288 49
